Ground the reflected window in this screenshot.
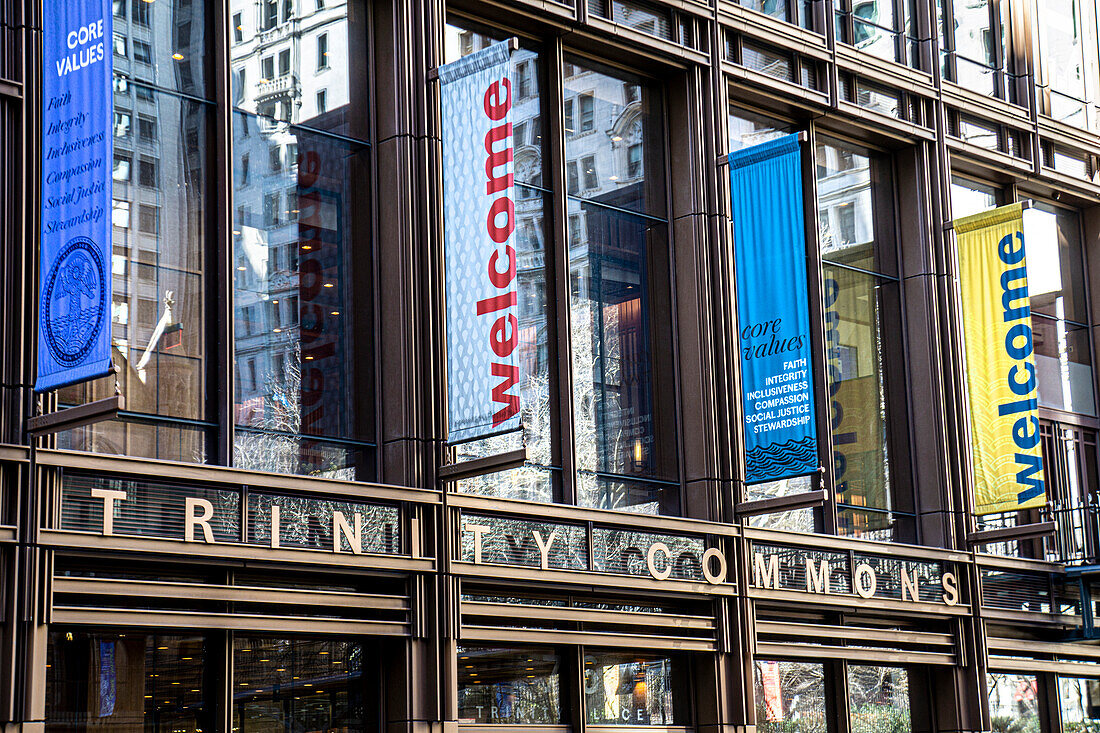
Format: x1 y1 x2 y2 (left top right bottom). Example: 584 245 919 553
46 631 210 733
1034 0 1090 128
457 646 562 724
754 660 826 732
816 139 907 540
939 0 1011 98
847 665 910 733
1025 203 1095 416
584 651 689 725
233 637 365 733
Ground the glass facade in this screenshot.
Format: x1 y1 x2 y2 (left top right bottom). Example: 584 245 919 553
8 0 1100 730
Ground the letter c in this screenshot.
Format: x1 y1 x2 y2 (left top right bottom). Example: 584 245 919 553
488 245 516 288
647 542 673 581
68 31 79 49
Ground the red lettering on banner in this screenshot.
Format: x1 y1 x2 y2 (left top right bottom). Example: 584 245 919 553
481 75 519 427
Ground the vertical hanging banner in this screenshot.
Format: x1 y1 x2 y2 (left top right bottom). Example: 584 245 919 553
955 203 1046 514
439 42 522 443
36 0 114 392
729 134 818 483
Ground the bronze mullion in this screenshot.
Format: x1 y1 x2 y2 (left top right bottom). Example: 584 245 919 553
215 0 233 469
546 37 577 507
803 125 837 536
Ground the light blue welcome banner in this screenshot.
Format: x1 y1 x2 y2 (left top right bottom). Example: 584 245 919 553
729 135 818 483
36 0 114 392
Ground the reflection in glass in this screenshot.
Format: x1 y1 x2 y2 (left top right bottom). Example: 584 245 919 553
563 60 664 215
728 108 793 150
570 204 677 513
591 527 707 581
248 493 399 553
112 0 206 98
232 113 374 478
950 177 997 218
987 673 1039 730
847 665 911 733
46 631 209 733
59 88 209 463
1058 676 1100 728
459 514 589 570
816 141 882 273
1025 204 1094 415
230 0 368 140
443 24 555 501
233 637 364 733
457 646 562 724
1035 0 1087 126
823 265 894 535
754 660 827 733
584 651 689 725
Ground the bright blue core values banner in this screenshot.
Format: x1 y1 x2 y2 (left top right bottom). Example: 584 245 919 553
729 135 818 483
36 0 114 392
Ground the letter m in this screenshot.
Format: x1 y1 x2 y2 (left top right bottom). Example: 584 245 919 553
1015 452 1046 503
491 363 520 426
1000 265 1030 323
753 553 779 590
484 123 514 195
806 558 831 594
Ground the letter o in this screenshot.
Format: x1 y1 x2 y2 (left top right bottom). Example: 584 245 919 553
646 542 673 581
487 197 514 244
701 548 727 585
854 563 877 598
1005 323 1033 360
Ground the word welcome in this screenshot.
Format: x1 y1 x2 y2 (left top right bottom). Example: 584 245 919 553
996 232 1045 505
478 76 521 427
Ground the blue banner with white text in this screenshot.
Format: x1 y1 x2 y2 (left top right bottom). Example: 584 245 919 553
36 0 114 392
730 135 818 483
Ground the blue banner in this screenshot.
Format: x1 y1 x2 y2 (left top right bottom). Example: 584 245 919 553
36 0 114 392
729 135 818 483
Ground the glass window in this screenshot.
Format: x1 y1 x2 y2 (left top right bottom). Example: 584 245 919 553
231 0 368 141
457 646 562 724
564 59 676 514
738 0 812 29
112 0 206 97
1026 204 1095 416
1035 0 1090 127
59 90 211 463
583 650 689 725
46 631 210 733
1059 676 1100 727
816 139 906 540
950 176 998 218
836 0 912 65
754 660 827 732
443 23 553 504
847 665 910 733
231 114 374 479
233 637 365 732
987 672 1040 729
938 0 1011 97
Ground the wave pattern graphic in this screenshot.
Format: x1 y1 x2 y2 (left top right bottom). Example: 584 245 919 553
746 436 817 481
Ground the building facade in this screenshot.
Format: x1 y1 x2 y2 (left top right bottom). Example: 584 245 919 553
2 0 1100 729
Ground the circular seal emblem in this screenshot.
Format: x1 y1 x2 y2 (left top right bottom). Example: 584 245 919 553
42 237 107 367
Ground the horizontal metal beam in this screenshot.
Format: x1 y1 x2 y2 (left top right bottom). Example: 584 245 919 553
27 396 122 435
438 448 527 482
737 489 827 517
967 521 1056 546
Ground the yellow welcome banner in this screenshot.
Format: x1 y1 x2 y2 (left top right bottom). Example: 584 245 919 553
955 203 1047 515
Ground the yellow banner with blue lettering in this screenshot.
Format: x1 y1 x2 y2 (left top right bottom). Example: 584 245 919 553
955 203 1046 515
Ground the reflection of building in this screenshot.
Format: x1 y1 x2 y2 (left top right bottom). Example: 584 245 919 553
6 0 1100 730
